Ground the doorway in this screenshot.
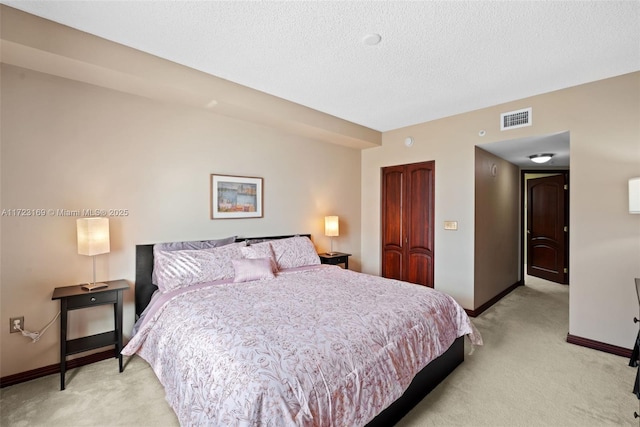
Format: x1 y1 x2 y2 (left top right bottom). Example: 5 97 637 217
476 130 570 300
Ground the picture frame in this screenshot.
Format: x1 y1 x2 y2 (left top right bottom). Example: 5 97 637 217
210 174 263 219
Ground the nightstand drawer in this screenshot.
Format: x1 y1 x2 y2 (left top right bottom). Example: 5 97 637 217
326 255 348 265
318 252 352 269
66 290 117 309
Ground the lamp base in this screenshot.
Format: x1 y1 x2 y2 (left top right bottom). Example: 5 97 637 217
325 252 339 256
82 282 108 291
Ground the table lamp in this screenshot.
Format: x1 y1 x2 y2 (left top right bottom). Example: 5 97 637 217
77 217 110 291
324 216 339 255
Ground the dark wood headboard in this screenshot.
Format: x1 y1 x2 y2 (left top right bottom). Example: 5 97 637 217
135 234 311 318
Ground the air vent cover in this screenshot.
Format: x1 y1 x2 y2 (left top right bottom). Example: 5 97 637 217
500 107 532 130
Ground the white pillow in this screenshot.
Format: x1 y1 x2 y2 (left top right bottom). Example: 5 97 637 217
152 236 238 284
241 243 278 272
153 242 245 292
262 236 320 270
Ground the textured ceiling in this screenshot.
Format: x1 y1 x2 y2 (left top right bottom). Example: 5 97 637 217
3 1 640 132
479 131 570 168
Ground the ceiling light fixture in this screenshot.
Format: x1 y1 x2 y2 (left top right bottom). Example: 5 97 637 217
529 153 554 164
363 33 382 46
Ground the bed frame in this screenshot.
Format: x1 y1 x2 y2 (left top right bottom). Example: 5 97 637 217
134 234 464 426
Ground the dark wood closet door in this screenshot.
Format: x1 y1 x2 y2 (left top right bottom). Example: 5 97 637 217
381 165 405 281
381 161 435 287
405 163 435 286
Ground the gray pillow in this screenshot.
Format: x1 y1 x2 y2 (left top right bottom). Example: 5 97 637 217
155 236 237 251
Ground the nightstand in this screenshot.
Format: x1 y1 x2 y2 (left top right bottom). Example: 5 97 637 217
318 252 352 269
51 279 129 390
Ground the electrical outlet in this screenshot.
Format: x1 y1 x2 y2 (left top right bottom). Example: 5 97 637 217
10 317 24 334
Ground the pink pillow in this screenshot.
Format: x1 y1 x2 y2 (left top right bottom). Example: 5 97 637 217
232 258 275 283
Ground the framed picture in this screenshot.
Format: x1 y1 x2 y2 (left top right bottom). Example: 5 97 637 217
210 174 263 219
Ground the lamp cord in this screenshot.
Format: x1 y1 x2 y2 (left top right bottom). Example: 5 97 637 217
92 254 97 286
15 311 61 343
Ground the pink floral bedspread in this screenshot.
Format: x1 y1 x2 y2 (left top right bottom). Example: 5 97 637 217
123 265 481 426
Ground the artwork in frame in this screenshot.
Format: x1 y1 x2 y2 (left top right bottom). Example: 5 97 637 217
210 174 263 219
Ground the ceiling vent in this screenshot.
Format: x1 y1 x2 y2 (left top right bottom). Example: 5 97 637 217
500 107 532 131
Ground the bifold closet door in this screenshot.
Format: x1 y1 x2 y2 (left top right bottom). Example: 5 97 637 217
381 161 435 287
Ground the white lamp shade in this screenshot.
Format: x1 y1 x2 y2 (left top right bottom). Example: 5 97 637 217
77 217 110 256
324 216 339 237
630 177 640 214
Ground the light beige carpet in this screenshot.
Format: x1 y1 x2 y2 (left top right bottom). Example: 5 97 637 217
2 276 638 426
397 276 639 427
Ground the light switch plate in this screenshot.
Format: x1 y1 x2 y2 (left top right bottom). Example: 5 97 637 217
444 221 458 230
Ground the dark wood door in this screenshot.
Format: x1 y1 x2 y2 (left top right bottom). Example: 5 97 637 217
381 161 435 287
381 165 405 281
526 174 568 284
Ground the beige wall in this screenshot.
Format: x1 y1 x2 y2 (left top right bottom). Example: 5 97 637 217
0 64 362 377
474 147 520 308
362 72 640 349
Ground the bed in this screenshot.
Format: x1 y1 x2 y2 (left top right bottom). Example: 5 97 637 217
123 235 481 426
